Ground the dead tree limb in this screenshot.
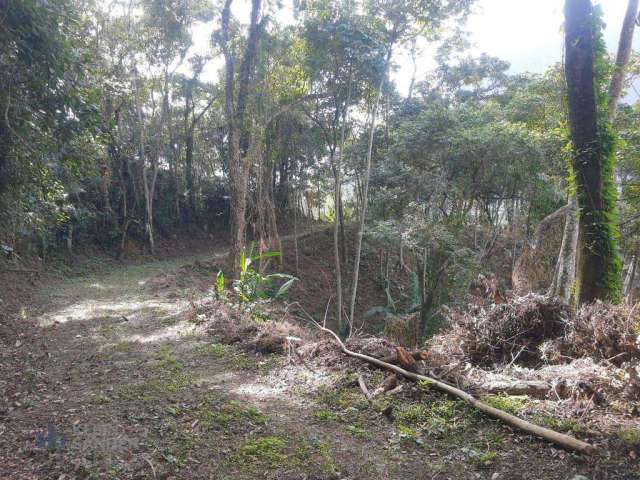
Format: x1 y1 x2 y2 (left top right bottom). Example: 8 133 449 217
315 324 596 455
357 374 373 403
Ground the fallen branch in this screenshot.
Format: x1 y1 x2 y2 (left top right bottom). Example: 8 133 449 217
371 374 398 397
315 324 595 455
358 374 373 403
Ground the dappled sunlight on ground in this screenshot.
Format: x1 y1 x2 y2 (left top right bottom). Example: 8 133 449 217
37 298 183 326
123 320 199 344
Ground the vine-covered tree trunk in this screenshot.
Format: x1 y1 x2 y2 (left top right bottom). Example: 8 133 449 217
564 0 621 303
551 0 636 300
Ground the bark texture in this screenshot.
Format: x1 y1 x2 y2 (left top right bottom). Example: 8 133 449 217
549 196 579 301
564 0 620 304
221 0 263 277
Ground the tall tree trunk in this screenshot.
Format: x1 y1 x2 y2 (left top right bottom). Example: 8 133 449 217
623 254 637 301
293 190 299 276
331 148 344 333
221 0 263 278
552 0 636 300
348 33 396 328
331 72 353 334
549 196 579 300
133 73 155 254
608 0 639 121
185 126 195 223
564 0 621 304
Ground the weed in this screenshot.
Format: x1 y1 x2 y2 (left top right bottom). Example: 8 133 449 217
394 400 468 436
90 393 111 405
619 428 640 446
533 414 585 434
319 386 369 411
240 436 287 467
397 424 418 440
196 342 230 358
481 394 527 414
346 424 369 438
313 409 339 422
463 447 498 468
197 394 267 431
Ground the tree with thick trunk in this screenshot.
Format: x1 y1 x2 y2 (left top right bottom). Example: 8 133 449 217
551 0 636 301
219 0 264 277
564 0 621 303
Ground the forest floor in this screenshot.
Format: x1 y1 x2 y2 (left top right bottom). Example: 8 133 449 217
1 232 638 479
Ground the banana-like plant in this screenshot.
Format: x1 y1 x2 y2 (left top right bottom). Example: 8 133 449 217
217 244 296 303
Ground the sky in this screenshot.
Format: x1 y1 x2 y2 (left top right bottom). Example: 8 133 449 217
188 0 640 97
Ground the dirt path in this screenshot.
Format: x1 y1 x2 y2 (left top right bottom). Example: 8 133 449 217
1 248 636 479
1 246 396 479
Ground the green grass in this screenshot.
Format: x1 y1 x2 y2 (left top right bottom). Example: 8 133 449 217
196 342 231 358
240 436 287 467
619 427 640 446
394 399 470 437
481 394 527 415
197 393 267 431
313 409 339 422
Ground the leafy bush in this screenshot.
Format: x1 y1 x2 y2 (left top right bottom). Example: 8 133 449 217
217 244 297 304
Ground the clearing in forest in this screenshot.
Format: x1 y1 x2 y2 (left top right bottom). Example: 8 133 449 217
1 242 637 480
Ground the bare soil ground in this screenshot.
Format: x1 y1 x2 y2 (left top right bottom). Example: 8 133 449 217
1 235 639 479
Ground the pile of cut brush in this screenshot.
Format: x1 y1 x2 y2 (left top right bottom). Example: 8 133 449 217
191 292 639 455
428 294 640 406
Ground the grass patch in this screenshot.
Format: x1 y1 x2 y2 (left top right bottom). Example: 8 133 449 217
197 393 267 431
196 342 231 358
481 394 527 415
319 385 369 411
346 424 369 438
240 436 287 468
313 409 339 422
619 428 640 446
394 400 469 436
533 414 585 434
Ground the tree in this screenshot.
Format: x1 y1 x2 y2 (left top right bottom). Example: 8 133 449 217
564 0 621 303
552 0 638 301
608 0 639 121
218 0 265 277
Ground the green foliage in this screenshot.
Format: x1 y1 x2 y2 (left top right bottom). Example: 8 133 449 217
394 399 468 436
618 428 640 446
216 270 225 294
230 245 297 303
240 436 287 467
481 394 527 415
569 5 623 303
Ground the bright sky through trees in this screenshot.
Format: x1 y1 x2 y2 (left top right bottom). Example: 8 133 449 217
187 0 640 98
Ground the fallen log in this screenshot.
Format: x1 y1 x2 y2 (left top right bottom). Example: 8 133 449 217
317 325 595 455
476 379 552 399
